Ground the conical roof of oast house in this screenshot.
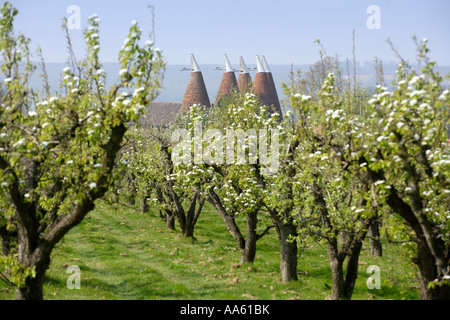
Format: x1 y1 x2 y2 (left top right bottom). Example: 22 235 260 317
261 55 282 115
237 56 252 94
215 54 238 106
215 72 238 105
180 55 210 112
252 55 273 109
238 72 252 95
180 71 211 112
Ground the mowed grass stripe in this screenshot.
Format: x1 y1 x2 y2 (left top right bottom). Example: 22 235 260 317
0 200 419 300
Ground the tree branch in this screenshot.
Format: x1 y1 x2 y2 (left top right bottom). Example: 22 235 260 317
256 225 275 241
33 122 127 261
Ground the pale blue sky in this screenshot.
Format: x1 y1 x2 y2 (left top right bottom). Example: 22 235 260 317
8 0 450 66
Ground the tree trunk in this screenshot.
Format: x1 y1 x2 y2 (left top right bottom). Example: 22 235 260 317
343 235 365 300
386 189 450 299
182 223 195 238
388 199 450 299
2 120 127 300
171 191 204 239
271 213 298 282
313 182 346 299
140 192 150 214
241 211 258 265
14 221 51 300
165 210 175 230
415 236 450 300
278 225 298 282
327 230 369 300
208 190 245 250
181 193 204 238
171 189 187 234
16 256 50 300
368 219 382 257
313 182 371 299
363 156 450 299
224 214 246 250
328 247 345 300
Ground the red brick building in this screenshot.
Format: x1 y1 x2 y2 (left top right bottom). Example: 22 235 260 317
143 54 282 127
237 56 252 95
180 54 211 112
215 54 238 106
260 55 281 114
252 55 281 114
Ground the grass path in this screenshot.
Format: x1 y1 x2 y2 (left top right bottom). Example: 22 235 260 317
0 200 419 300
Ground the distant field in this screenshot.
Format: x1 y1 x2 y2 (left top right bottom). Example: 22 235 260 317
0 200 420 300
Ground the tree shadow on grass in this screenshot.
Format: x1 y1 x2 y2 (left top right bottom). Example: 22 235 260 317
44 262 227 300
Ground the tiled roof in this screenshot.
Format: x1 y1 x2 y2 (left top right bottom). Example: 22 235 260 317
215 71 238 106
180 71 211 112
139 102 182 126
237 72 252 95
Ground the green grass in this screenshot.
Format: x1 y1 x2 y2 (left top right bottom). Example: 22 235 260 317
0 200 420 300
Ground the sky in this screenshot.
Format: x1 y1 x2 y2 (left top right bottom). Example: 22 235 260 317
7 0 450 67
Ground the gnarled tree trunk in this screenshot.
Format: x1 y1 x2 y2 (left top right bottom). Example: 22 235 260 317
363 157 450 300
241 211 258 265
16 256 50 300
208 189 246 252
165 210 176 230
271 212 298 282
327 231 367 300
312 181 374 300
170 188 204 238
208 189 269 265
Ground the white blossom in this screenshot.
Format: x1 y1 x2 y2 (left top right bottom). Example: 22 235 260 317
133 87 145 96
119 68 128 76
14 139 25 147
